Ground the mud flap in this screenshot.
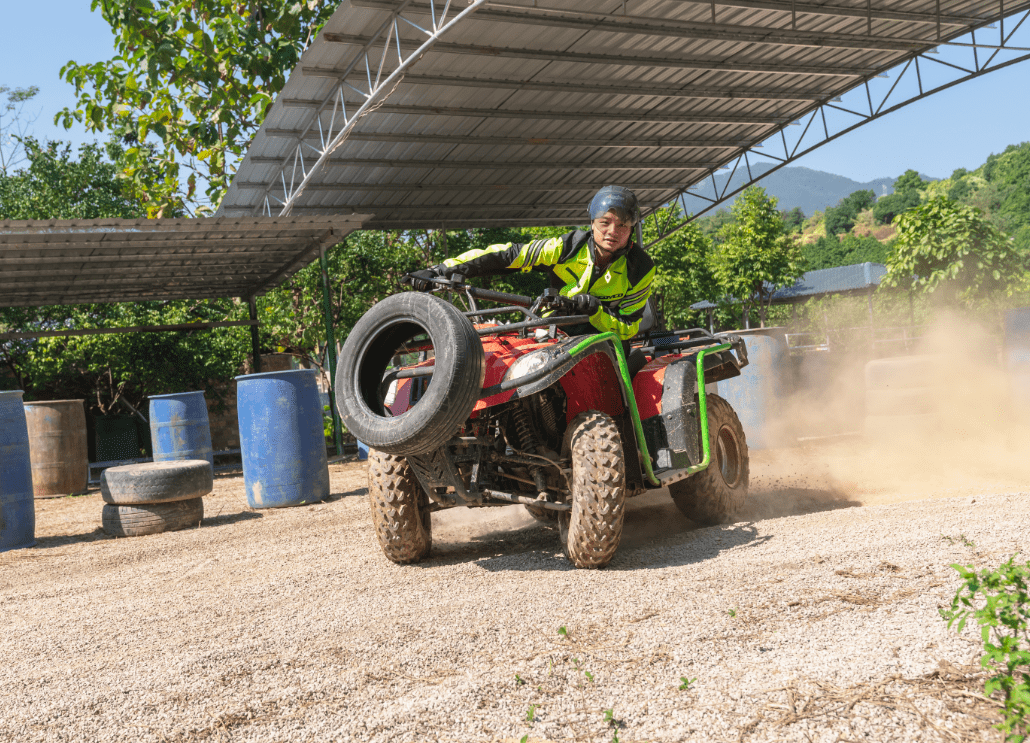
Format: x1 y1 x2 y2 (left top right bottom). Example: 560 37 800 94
641 359 701 471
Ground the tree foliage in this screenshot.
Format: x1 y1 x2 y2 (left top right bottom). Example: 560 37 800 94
873 169 926 225
642 206 717 328
58 0 336 215
710 187 807 327
824 189 875 236
803 233 889 271
881 197 1027 305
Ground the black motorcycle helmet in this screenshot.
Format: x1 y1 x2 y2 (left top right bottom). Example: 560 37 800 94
588 185 640 226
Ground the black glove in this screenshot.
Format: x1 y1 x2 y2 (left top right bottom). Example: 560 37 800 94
405 265 446 292
572 293 600 315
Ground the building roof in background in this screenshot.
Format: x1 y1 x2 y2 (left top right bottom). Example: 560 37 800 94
691 261 886 309
218 0 1014 228
0 216 367 308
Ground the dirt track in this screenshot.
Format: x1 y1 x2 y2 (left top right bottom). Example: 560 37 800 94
2 439 1026 742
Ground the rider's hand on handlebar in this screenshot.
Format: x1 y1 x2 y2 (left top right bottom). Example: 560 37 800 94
406 265 447 292
572 293 600 315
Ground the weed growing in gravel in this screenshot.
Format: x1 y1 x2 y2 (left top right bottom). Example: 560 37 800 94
942 533 978 549
679 676 698 690
526 704 539 722
941 554 1030 742
558 625 568 637
727 607 737 618
515 673 525 686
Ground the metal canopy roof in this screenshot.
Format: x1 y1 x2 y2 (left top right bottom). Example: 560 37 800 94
219 0 1030 230
0 216 367 308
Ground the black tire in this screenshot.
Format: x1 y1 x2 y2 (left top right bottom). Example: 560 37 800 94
102 498 204 537
669 394 749 525
101 460 213 505
558 411 626 569
368 449 432 564
337 292 485 456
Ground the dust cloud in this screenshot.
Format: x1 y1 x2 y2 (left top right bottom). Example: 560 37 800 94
768 310 1030 508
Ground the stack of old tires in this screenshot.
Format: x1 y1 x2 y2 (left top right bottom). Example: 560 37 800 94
863 355 940 442
101 460 212 537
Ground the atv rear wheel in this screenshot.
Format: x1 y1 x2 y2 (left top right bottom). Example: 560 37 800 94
669 394 748 525
559 411 626 568
368 449 432 564
337 292 485 456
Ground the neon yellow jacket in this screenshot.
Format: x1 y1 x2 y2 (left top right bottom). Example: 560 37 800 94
443 229 655 340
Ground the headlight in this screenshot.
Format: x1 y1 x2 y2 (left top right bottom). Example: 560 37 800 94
503 350 550 383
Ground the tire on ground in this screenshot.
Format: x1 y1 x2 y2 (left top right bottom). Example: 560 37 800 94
102 498 204 537
558 411 626 569
368 449 432 564
669 394 749 525
336 292 486 456
101 460 213 505
864 387 937 417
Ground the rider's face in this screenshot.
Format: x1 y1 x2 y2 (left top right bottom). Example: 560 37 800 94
591 213 633 258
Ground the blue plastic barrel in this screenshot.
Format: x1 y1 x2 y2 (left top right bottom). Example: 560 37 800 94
149 391 214 467
1 390 36 551
713 334 791 450
235 369 330 508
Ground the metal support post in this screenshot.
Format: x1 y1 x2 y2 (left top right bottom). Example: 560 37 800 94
319 243 344 456
248 296 262 374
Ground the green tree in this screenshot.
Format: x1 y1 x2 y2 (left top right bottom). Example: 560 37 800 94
803 233 889 270
58 0 336 215
780 206 806 233
710 187 807 327
881 197 1027 306
642 207 718 328
824 189 876 236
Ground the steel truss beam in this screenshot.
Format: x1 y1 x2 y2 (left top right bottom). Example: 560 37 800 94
254 0 493 216
319 32 879 76
640 8 1030 248
678 0 986 27
278 100 796 125
246 156 726 170
262 131 754 148
348 0 932 51
235 180 693 193
297 70 833 101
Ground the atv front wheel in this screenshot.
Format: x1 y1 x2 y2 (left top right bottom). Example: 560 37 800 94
669 394 749 525
368 449 432 564
559 411 626 568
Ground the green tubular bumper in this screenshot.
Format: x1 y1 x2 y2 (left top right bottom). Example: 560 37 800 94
567 334 733 487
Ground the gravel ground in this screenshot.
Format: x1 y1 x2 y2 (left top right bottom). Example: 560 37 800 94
1 439 1026 743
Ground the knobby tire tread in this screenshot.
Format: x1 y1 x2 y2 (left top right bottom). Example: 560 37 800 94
368 449 432 564
560 411 626 569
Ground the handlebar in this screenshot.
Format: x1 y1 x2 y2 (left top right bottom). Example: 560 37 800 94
404 273 577 315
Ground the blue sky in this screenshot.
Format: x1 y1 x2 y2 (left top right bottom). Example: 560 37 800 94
2 1 1029 184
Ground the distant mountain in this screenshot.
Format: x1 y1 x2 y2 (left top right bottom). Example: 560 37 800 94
680 162 933 218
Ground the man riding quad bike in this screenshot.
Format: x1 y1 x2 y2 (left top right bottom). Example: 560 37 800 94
336 278 751 569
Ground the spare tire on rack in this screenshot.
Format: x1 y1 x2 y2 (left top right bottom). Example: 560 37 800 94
336 292 486 456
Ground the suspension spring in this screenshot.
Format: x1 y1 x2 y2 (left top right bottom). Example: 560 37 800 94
512 402 540 453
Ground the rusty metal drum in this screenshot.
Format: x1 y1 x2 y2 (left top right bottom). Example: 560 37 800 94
24 399 89 497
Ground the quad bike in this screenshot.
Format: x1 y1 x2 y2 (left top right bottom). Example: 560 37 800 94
336 275 750 569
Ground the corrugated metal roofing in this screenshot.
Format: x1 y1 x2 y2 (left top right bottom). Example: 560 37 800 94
219 0 1025 228
0 216 367 307
691 261 886 308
